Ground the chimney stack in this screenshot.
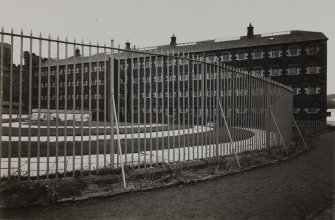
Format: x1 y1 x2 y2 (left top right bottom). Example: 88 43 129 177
125 40 131 50
75 47 80 57
170 34 177 47
247 23 254 38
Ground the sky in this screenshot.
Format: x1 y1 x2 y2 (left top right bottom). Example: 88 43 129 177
0 0 334 94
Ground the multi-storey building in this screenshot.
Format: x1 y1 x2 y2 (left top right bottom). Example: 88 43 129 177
29 24 327 123
30 49 112 120
1 43 31 113
126 24 327 122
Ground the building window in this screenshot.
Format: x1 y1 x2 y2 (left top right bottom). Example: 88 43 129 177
133 77 139 83
179 74 189 81
154 75 163 82
304 108 320 113
142 77 151 83
287 46 299 56
206 56 218 64
306 64 320 74
155 59 163 67
270 48 281 58
236 108 248 114
142 92 151 98
252 67 264 77
236 51 247 60
253 49 263 59
292 108 301 113
269 66 282 76
306 46 319 55
235 89 247 96
304 87 321 95
287 65 300 75
220 52 230 62
153 92 163 98
167 75 176 81
292 87 301 95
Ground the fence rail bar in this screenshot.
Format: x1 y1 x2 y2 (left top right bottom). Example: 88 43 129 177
217 98 241 168
0 30 295 183
112 95 127 188
292 113 308 150
269 107 288 154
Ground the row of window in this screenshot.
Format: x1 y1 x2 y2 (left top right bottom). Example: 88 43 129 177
121 64 320 84
36 94 103 100
135 108 273 114
132 89 266 98
118 45 320 69
34 87 321 99
250 64 321 77
219 45 320 61
293 108 320 114
120 59 190 70
292 87 321 95
36 80 104 88
34 65 105 77
125 108 322 115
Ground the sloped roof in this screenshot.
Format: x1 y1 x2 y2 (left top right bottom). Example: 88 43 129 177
41 52 110 67
136 30 328 54
41 30 328 66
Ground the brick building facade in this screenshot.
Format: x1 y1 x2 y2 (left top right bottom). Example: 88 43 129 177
127 24 327 122
26 24 327 123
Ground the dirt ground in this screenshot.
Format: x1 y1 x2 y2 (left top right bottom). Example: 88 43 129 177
0 131 334 220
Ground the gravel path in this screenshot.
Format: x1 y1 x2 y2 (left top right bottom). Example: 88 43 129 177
0 131 334 220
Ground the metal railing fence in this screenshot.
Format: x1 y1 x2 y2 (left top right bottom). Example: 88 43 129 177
0 29 293 182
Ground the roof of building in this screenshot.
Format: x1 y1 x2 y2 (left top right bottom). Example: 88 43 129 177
41 52 110 67
40 29 328 66
136 30 328 54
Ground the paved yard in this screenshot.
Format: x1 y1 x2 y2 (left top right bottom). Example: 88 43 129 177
0 131 334 220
